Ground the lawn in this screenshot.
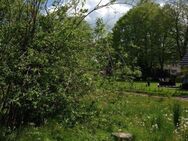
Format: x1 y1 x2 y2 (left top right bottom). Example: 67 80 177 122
102 81 188 97
3 90 188 141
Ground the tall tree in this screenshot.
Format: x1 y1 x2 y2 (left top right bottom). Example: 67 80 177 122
93 18 114 76
112 1 176 79
165 0 188 59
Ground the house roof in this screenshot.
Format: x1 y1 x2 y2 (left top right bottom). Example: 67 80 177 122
180 53 188 66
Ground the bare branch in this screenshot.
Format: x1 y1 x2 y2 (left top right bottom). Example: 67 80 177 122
64 0 134 41
45 0 49 15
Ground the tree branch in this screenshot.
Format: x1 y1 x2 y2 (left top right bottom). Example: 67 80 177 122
64 0 134 41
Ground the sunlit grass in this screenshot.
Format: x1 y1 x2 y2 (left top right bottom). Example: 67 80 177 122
102 81 188 97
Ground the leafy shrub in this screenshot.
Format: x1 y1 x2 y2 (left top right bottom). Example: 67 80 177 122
0 0 94 128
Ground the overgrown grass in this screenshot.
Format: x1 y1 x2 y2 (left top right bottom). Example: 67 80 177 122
3 90 188 141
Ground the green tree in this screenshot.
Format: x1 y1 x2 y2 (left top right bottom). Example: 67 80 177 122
93 18 114 76
164 1 188 59
112 1 177 79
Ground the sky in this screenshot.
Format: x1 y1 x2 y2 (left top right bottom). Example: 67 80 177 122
84 0 132 29
48 0 133 29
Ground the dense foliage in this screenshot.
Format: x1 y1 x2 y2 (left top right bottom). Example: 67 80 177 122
0 0 96 128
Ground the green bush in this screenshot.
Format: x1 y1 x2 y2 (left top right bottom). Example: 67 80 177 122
0 1 94 128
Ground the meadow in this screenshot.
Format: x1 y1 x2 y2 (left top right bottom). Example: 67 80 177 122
3 89 188 141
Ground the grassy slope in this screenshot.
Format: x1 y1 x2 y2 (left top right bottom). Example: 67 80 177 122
5 91 188 141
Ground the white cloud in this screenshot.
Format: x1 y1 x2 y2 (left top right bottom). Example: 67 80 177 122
84 0 132 29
